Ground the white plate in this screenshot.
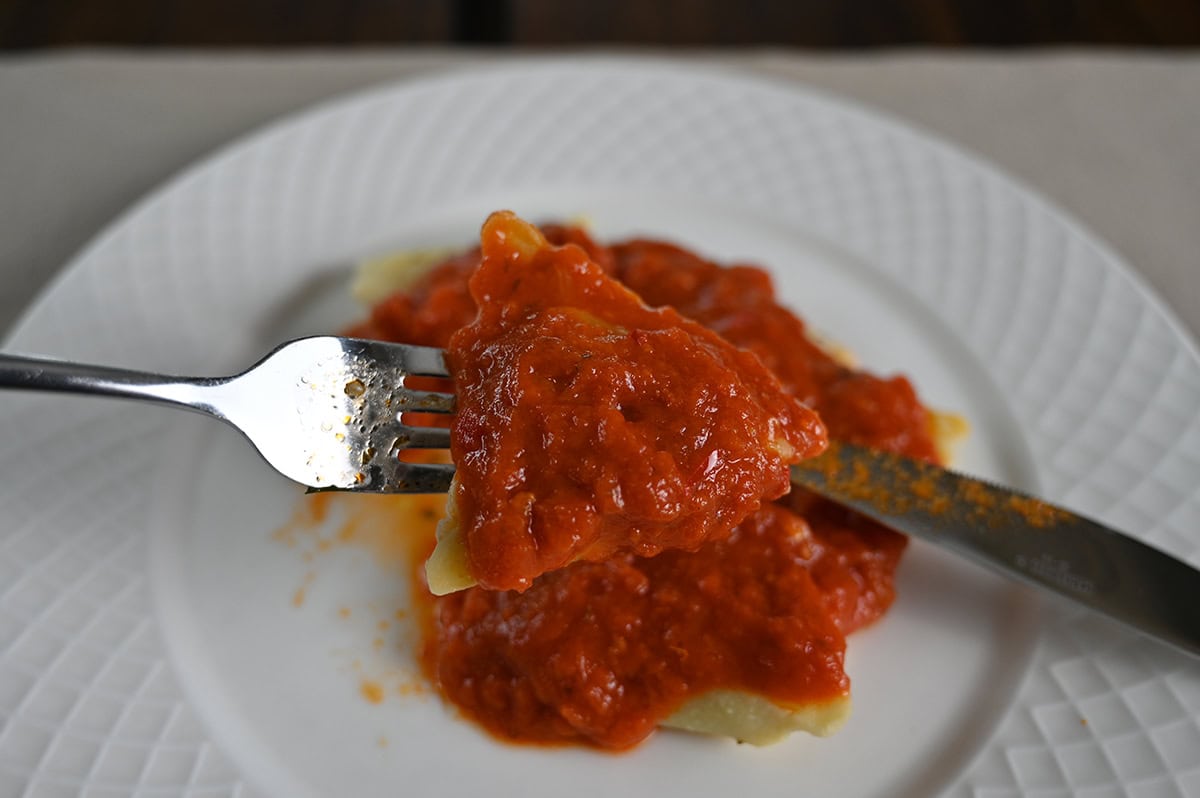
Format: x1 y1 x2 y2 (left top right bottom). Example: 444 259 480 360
2 60 1198 798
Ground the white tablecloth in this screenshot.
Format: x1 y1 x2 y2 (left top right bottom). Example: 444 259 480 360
2 49 1197 341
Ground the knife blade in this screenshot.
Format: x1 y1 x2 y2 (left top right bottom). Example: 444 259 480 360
791 441 1200 658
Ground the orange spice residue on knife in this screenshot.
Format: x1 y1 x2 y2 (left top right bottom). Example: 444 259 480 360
1005 494 1072 528
799 442 1071 531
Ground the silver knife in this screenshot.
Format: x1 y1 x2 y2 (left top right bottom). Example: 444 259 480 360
791 441 1200 658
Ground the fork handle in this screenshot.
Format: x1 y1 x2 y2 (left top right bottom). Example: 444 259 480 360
0 353 224 417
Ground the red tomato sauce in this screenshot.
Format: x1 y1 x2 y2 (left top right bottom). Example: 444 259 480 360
432 503 846 749
609 239 939 462
445 212 826 592
358 216 937 749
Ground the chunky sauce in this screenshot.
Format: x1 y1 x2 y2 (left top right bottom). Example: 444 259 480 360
358 216 938 749
433 503 845 748
610 239 938 462
445 212 826 591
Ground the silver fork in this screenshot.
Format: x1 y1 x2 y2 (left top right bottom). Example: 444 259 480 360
0 336 455 493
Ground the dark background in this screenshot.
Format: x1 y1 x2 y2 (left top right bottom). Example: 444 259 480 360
2 0 1199 49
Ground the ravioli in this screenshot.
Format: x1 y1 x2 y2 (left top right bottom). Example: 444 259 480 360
664 690 850 745
432 211 826 594
350 215 958 749
428 502 854 748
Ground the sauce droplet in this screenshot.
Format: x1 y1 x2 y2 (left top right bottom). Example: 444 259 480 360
360 680 384 704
